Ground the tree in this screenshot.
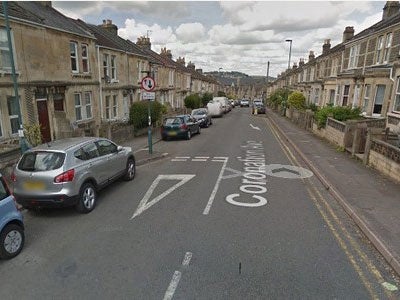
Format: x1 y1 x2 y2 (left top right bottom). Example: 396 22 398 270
201 92 213 106
129 100 166 130
217 91 226 97
184 94 202 109
287 91 306 110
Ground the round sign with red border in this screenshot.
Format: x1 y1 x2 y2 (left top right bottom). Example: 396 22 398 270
141 76 156 92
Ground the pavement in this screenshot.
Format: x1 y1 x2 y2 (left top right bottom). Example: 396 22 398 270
266 109 400 276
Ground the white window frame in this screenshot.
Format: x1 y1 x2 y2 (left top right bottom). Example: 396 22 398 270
342 85 350 106
0 27 12 71
335 85 341 106
383 32 392 63
376 35 384 64
363 84 371 113
7 96 20 134
331 58 338 76
112 95 118 119
314 88 319 104
103 54 110 79
310 67 315 81
111 55 117 80
70 41 79 73
105 95 111 120
75 92 92 121
81 44 89 73
394 78 400 113
348 44 359 69
373 84 386 116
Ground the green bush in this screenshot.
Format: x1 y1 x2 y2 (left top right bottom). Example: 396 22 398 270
217 91 226 97
23 123 42 147
314 106 362 128
129 100 166 130
201 92 213 106
287 91 306 110
268 88 290 107
184 94 202 109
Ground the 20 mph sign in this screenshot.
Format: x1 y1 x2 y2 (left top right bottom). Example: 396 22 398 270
141 76 155 92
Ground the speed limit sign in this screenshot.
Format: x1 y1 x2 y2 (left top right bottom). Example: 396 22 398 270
141 76 155 92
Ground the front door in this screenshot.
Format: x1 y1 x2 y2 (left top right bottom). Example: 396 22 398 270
36 100 51 142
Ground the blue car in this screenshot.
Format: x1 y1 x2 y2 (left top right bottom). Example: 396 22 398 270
0 173 24 259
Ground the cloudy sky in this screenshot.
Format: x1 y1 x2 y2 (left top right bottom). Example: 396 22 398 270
53 1 386 77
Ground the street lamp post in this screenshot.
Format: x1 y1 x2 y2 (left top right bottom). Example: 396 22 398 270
284 39 293 116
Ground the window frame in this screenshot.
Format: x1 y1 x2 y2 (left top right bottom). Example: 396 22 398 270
111 55 117 80
81 43 89 73
342 85 350 106
70 41 79 73
376 35 384 64
0 27 12 71
394 77 400 113
373 84 386 115
348 44 359 69
74 92 92 121
103 53 110 79
7 96 20 134
363 84 371 113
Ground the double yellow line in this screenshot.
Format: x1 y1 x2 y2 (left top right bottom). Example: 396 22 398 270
264 117 391 299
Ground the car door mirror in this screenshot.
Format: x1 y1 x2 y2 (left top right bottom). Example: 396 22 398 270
117 146 124 152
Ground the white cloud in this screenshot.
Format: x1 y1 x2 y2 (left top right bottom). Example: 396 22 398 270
175 23 206 43
118 19 177 46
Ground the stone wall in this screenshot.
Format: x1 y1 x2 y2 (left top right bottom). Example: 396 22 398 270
369 144 400 184
324 118 346 147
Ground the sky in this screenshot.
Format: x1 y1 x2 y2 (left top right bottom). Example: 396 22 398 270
53 1 387 77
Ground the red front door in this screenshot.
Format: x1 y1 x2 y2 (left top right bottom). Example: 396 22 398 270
37 100 51 142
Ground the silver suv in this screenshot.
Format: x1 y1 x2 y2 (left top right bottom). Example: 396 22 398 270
12 137 135 213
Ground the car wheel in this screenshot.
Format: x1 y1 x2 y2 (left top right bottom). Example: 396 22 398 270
186 130 191 140
76 182 96 214
0 224 24 259
124 158 136 181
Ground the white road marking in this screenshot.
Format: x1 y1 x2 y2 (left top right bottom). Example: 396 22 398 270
213 156 228 160
182 252 193 267
175 156 190 159
192 159 207 162
163 271 182 300
211 160 226 162
131 174 195 219
163 252 193 300
194 156 209 159
221 167 244 179
203 158 228 215
250 124 261 130
171 159 188 162
226 193 268 207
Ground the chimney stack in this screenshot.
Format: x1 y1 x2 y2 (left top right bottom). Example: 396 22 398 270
187 62 195 70
342 26 354 43
160 47 172 59
382 1 400 20
322 39 331 55
293 62 298 69
196 69 203 74
100 19 118 35
136 36 151 50
299 58 305 67
309 51 315 61
177 57 186 65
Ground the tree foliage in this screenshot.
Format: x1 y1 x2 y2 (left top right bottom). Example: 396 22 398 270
129 100 166 130
287 91 306 110
201 92 213 106
217 91 226 97
184 94 202 109
268 88 290 106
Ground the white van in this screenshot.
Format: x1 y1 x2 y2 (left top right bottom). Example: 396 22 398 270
207 101 223 117
212 97 228 113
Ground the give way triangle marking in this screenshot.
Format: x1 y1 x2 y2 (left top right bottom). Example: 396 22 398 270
131 174 196 220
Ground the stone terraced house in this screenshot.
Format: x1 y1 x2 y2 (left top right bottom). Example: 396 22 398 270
0 1 220 144
270 1 400 131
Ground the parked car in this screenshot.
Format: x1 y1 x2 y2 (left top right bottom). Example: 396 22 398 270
161 115 200 140
12 137 136 213
252 102 266 114
240 99 250 107
0 173 24 259
207 101 224 117
191 108 212 128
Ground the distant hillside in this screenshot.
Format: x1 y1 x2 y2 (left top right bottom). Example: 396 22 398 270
205 71 275 86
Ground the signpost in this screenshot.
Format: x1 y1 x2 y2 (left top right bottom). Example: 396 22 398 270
141 76 156 154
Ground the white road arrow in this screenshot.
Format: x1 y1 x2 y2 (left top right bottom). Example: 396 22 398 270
250 124 260 131
131 174 195 219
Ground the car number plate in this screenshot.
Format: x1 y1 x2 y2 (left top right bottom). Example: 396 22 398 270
23 181 45 191
168 131 177 136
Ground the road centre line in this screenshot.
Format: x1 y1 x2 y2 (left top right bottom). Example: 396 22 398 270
211 159 227 162
192 159 207 162
171 159 188 162
194 156 209 159
175 156 190 159
163 252 192 300
203 158 229 215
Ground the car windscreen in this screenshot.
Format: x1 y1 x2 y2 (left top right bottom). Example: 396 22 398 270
164 118 182 125
192 110 206 115
18 151 65 172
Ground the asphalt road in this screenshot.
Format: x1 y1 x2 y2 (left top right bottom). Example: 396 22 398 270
1 107 399 299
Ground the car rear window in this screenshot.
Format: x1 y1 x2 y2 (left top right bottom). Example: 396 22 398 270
192 110 206 115
18 151 65 171
164 118 182 125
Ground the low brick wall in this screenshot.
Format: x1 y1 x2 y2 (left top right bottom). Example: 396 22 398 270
324 118 346 147
369 139 400 184
312 122 326 139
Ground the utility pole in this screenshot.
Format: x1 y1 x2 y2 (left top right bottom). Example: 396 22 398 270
266 61 270 104
2 1 28 153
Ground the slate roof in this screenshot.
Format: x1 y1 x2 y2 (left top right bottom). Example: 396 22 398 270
73 20 149 59
0 1 94 38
